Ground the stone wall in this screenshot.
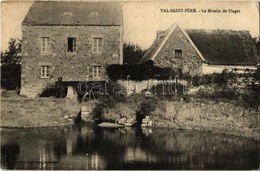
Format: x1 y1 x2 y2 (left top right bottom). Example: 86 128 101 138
154 26 203 76
20 25 123 97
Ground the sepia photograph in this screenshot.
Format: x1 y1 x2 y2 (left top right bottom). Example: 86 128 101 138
1 0 259 170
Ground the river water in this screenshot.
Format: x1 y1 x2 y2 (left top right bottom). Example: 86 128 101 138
1 124 259 170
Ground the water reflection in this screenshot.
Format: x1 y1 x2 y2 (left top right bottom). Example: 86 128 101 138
1 124 259 170
1 142 20 169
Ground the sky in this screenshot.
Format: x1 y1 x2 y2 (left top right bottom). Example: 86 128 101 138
1 0 259 51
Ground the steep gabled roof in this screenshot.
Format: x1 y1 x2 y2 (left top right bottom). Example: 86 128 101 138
139 24 206 64
140 24 257 66
22 1 122 26
186 29 257 65
139 24 176 63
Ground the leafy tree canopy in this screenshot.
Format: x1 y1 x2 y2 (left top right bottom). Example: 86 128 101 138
1 38 21 67
123 42 146 64
1 38 22 90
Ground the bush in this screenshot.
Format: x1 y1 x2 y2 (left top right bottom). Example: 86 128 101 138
123 43 146 64
253 66 260 81
79 80 126 104
192 69 256 87
92 103 105 120
197 72 229 86
150 101 167 119
106 63 179 81
102 103 138 122
243 84 260 108
149 83 186 95
92 94 141 122
192 85 238 101
1 65 21 90
136 96 159 116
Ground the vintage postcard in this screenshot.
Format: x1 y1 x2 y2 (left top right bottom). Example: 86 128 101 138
1 0 259 170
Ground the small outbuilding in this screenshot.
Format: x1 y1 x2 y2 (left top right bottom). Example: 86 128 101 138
139 24 257 76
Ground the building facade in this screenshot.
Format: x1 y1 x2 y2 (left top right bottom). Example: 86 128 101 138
20 2 123 98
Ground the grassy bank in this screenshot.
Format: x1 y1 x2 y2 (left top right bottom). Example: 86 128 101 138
92 94 260 140
1 91 259 140
151 99 260 140
1 96 79 128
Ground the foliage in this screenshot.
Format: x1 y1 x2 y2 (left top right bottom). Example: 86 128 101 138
92 94 142 122
149 101 167 119
106 63 180 81
253 66 260 81
91 81 127 120
254 37 260 56
92 103 105 120
242 84 260 107
149 83 186 96
1 65 21 90
102 103 137 122
1 39 22 66
92 93 160 122
191 69 254 87
193 87 238 101
98 81 127 106
123 42 146 64
191 69 260 108
1 39 22 90
137 98 157 116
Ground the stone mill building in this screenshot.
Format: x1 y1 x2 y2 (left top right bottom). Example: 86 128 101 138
20 1 123 98
139 24 257 76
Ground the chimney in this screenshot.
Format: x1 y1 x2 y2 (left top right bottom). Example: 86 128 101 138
157 30 164 38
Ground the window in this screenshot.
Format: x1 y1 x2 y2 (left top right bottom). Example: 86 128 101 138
63 11 72 16
174 49 182 59
41 65 50 78
41 37 51 53
93 66 101 78
67 38 76 52
93 38 102 53
90 11 99 17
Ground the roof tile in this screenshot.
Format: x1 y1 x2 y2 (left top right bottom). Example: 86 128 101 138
22 1 122 26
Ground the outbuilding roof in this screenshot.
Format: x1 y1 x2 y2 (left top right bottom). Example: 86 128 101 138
186 29 257 65
22 1 122 26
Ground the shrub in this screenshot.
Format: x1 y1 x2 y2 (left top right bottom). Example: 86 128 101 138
243 83 260 108
79 80 126 104
150 101 167 119
92 103 105 120
102 103 138 122
149 82 186 95
123 43 146 64
136 96 159 116
253 66 260 81
92 95 140 122
192 69 256 87
106 64 179 81
194 87 238 101
1 65 21 90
